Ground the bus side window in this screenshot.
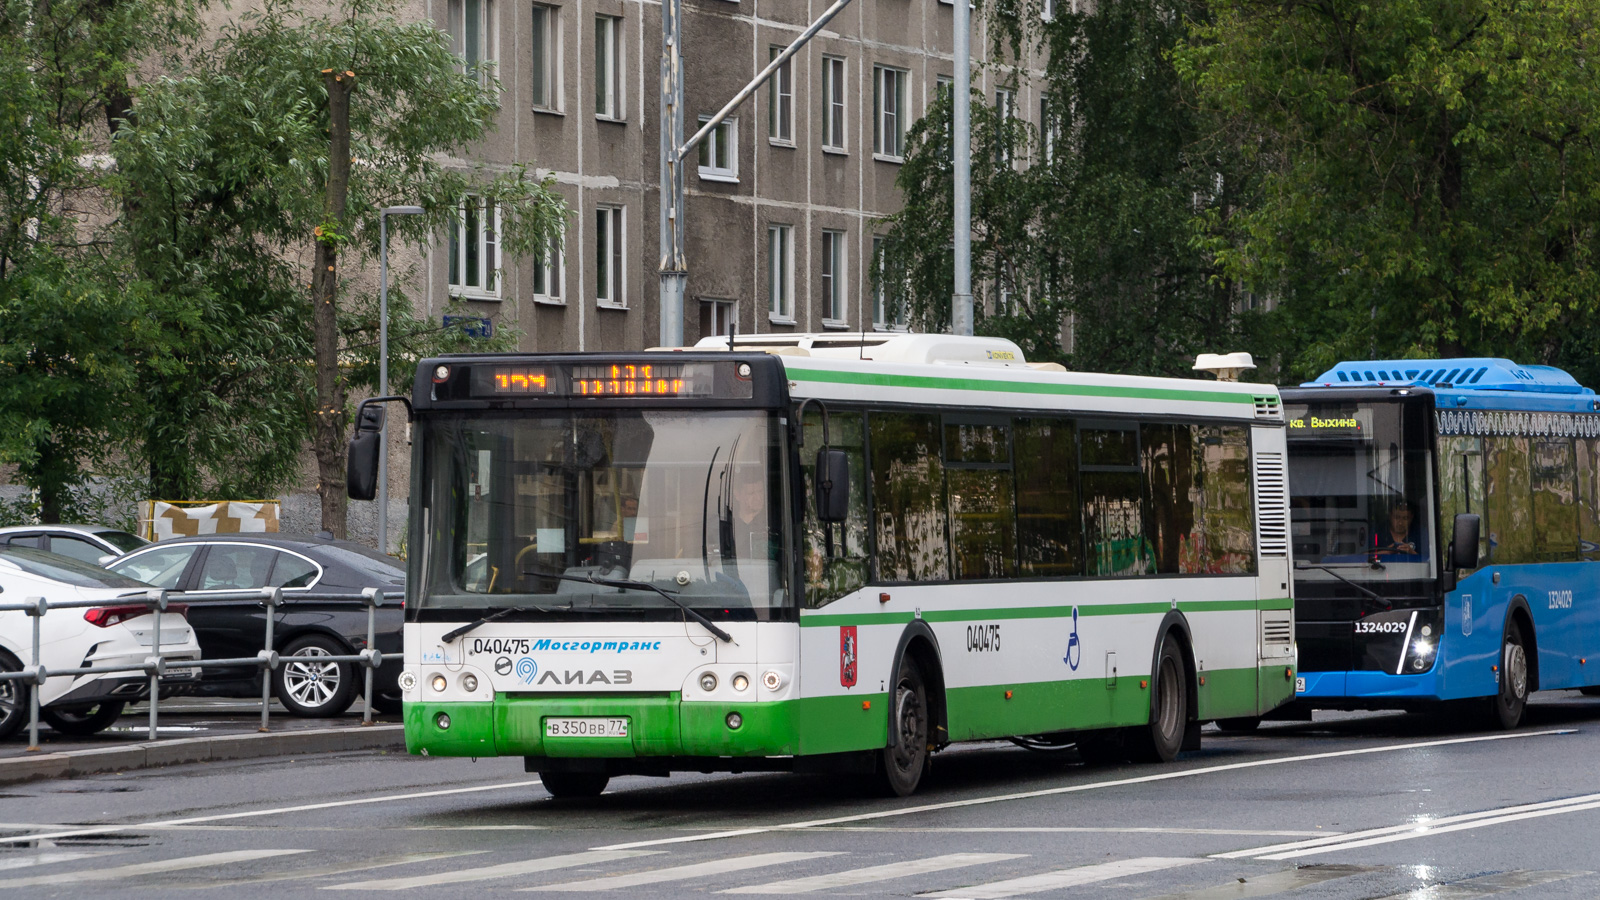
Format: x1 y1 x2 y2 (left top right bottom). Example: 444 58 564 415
801 410 869 608
1141 423 1195 576
1579 438 1600 561
1189 425 1256 574
1532 438 1579 562
1081 425 1153 576
1486 436 1534 564
870 412 950 582
1015 418 1081 576
944 419 1015 581
1438 436 1487 567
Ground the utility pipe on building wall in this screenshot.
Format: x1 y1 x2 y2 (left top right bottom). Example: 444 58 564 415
951 0 973 336
378 205 423 555
657 0 857 347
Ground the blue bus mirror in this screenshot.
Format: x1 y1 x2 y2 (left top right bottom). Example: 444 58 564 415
1451 513 1480 571
816 449 850 523
346 402 387 501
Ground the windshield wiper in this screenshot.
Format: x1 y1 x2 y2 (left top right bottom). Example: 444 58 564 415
1293 561 1386 601
543 572 734 644
442 602 573 643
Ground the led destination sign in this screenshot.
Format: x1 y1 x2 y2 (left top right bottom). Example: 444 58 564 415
1287 406 1373 439
571 363 712 397
490 367 549 394
468 361 742 400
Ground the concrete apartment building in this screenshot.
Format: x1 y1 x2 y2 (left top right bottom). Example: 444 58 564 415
419 0 1054 351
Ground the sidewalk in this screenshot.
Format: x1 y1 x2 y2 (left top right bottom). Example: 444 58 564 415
0 697 407 785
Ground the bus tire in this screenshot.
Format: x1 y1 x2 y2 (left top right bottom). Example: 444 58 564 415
878 656 931 797
1486 618 1530 730
1129 633 1187 763
1214 717 1261 734
540 772 609 799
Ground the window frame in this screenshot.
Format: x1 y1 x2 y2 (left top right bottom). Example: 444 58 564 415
530 3 563 113
822 56 847 153
697 116 739 182
873 64 909 161
449 0 499 87
594 14 623 121
595 204 626 308
532 231 565 305
767 223 795 323
768 47 794 145
821 229 846 328
448 195 502 300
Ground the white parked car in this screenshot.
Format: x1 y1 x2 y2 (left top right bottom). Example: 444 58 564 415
0 547 202 738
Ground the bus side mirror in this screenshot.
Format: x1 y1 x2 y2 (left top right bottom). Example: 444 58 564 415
815 449 850 523
347 402 386 501
1451 513 1480 571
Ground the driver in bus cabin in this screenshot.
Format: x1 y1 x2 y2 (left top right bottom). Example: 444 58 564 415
1373 499 1428 561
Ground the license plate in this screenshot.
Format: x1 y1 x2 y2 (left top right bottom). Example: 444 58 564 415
545 717 629 738
1295 677 1306 693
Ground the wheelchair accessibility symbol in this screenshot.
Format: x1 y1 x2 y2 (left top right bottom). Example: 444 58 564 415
1064 606 1081 671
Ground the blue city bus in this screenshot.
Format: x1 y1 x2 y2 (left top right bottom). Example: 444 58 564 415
1281 358 1600 729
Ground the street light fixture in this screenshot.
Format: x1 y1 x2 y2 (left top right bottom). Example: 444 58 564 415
378 205 424 555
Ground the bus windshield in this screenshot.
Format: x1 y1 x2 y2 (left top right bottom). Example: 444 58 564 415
1285 399 1436 583
416 409 789 617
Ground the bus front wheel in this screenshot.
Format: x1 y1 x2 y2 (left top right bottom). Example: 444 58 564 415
540 771 610 799
1487 619 1530 730
878 657 931 797
1129 633 1187 763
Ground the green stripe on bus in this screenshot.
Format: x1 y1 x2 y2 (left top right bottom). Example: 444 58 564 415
784 366 1258 405
799 596 1292 627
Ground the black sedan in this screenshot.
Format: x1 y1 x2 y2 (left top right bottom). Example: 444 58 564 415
106 533 404 717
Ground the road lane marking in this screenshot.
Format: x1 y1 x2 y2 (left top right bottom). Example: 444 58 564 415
1372 869 1588 899
817 827 1334 837
1135 864 1377 899
532 851 842 891
325 849 660 890
0 851 122 872
178 851 490 888
594 729 1574 851
920 856 1198 899
1215 791 1600 860
0 849 309 889
724 852 1025 894
2 778 545 844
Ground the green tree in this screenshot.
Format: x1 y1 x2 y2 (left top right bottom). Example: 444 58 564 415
1178 0 1600 382
879 0 1246 376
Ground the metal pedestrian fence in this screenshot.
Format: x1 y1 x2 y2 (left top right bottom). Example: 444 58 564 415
0 586 401 751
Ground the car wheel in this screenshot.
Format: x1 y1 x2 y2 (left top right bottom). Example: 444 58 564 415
540 772 609 799
0 651 27 740
274 635 357 717
41 702 125 736
369 691 403 715
877 657 932 797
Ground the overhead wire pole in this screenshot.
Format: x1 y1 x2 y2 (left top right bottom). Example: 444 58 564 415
951 0 973 336
658 0 856 347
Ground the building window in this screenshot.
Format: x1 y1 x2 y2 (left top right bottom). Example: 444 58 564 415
768 48 793 144
1043 0 1055 20
995 88 1015 166
448 196 500 298
530 4 561 111
697 117 738 182
873 65 908 160
821 230 846 326
596 205 625 306
822 56 846 152
448 0 498 85
1040 94 1061 164
700 298 736 340
872 236 907 330
768 224 794 322
594 15 622 120
533 233 563 304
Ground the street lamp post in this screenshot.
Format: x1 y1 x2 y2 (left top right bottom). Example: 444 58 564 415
378 205 424 555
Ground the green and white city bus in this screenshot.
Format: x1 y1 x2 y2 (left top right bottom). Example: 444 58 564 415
348 334 1296 797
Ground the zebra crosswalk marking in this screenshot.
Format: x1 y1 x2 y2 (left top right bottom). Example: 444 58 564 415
325 849 661 891
0 851 122 872
0 849 310 889
725 853 1025 895
1373 869 1589 899
178 851 491 888
1135 864 1376 900
531 851 843 891
921 856 1199 899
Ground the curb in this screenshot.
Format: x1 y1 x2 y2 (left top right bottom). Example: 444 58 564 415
0 725 406 785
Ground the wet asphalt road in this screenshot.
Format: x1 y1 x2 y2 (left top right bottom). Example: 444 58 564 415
2 693 1600 899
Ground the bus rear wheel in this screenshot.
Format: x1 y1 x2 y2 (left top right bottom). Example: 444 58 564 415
878 657 931 797
1486 619 1529 730
540 771 609 799
1129 633 1187 763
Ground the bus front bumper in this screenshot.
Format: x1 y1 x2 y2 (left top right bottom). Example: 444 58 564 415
1291 669 1447 709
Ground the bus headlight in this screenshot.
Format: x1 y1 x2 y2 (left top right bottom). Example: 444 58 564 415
431 674 448 692
1413 640 1433 658
462 673 479 692
731 674 749 692
762 670 784 691
699 672 718 692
